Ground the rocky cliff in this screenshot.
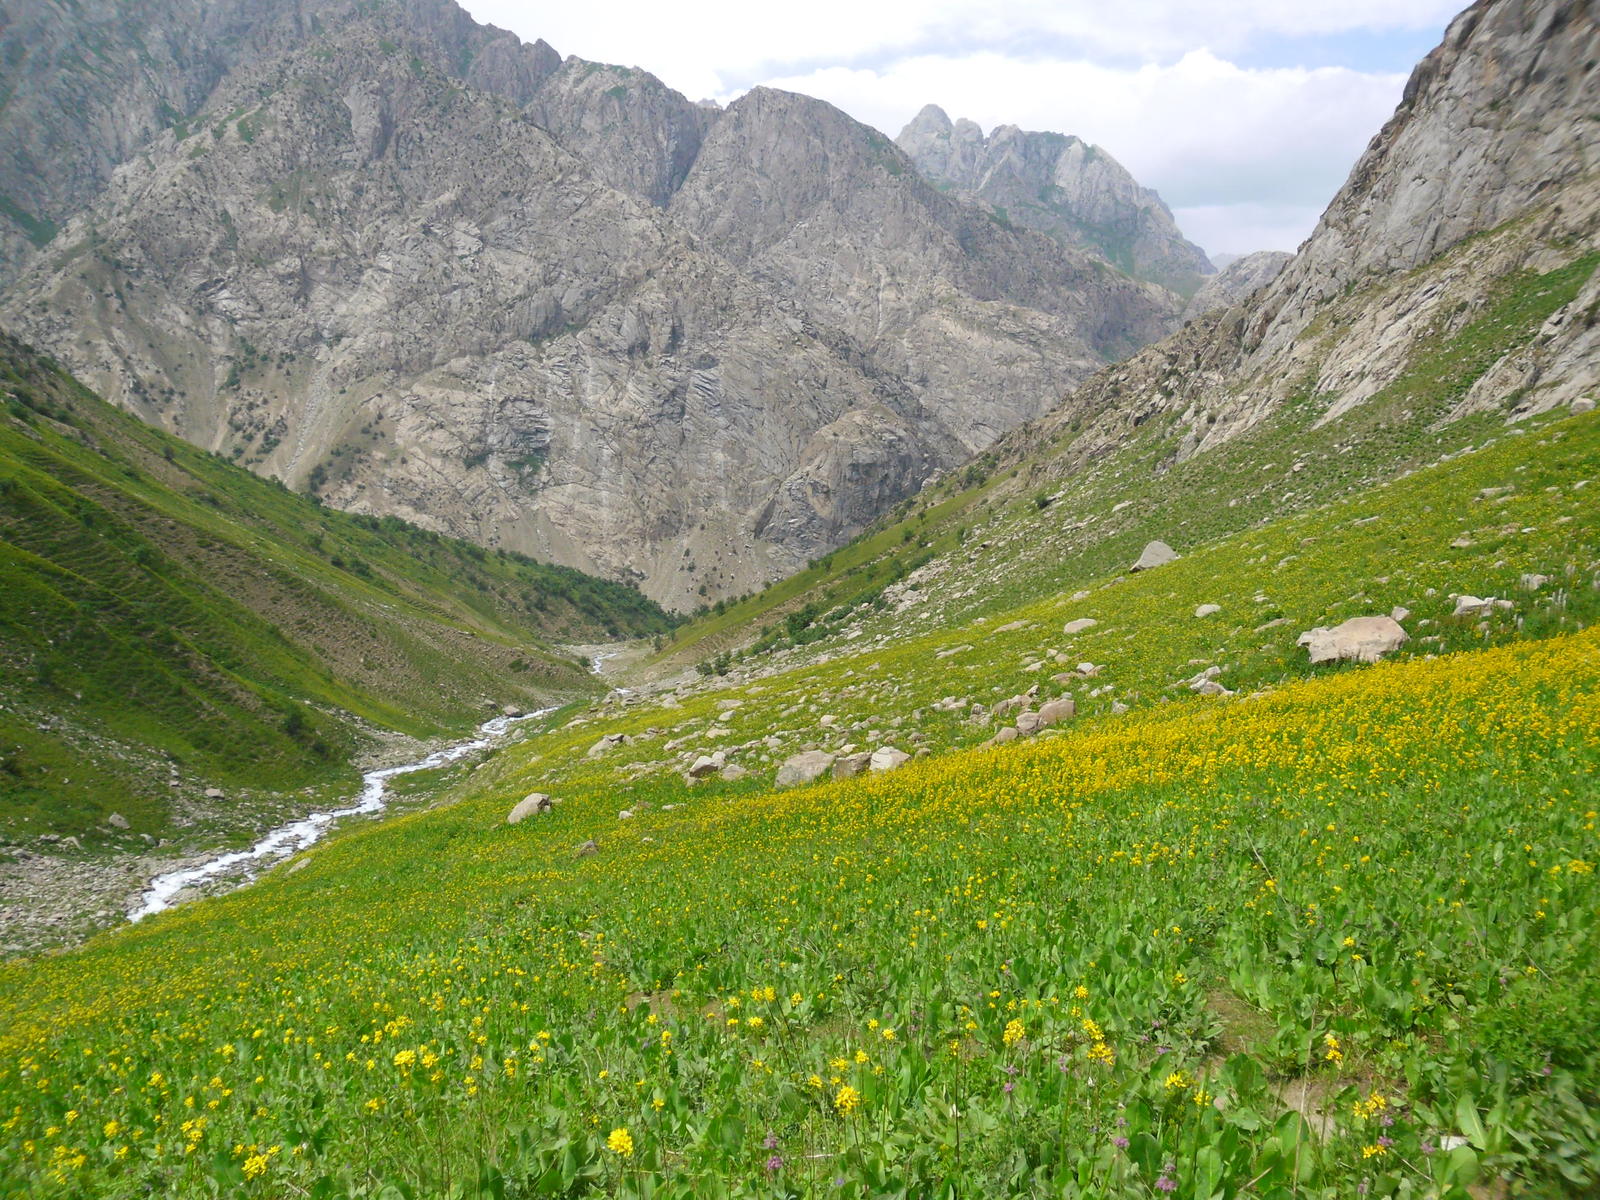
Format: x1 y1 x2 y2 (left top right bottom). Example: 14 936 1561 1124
896 105 1216 295
1001 0 1597 475
1182 251 1293 320
0 8 1182 609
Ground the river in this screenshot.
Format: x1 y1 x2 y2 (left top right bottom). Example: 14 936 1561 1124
127 709 548 922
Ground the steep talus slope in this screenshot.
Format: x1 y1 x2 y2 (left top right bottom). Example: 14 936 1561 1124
0 0 561 284
670 87 1181 454
897 104 1216 294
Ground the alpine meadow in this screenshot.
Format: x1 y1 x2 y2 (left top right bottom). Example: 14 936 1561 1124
1 0 1597 1198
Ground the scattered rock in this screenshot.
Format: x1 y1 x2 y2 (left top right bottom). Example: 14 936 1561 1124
1519 573 1550 590
994 620 1031 634
107 812 129 830
1194 603 1221 618
1036 697 1076 727
587 733 626 758
869 747 911 772
1191 680 1234 697
833 752 872 780
687 752 726 779
1015 711 1044 736
775 750 836 787
507 793 554 824
576 840 599 857
1062 617 1098 635
1130 540 1178 572
1452 594 1498 617
1389 605 1411 622
1110 701 1130 715
204 788 225 800
1572 397 1595 414
1297 616 1409 664
719 764 749 782
618 809 634 820
990 726 1019 746
502 704 522 717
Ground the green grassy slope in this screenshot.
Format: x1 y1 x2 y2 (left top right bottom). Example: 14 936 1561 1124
651 231 1596 676
0 331 673 846
0 407 1596 1197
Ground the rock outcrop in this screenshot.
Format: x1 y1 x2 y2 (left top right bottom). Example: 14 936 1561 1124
896 105 1215 295
1183 252 1293 319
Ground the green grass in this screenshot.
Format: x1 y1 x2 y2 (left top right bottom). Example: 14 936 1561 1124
0 333 674 848
0 193 57 249
0 391 1595 1196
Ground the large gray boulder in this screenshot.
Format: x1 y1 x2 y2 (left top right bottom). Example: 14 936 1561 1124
1131 541 1179 572
775 750 836 787
1297 616 1409 664
869 747 911 773
507 793 554 824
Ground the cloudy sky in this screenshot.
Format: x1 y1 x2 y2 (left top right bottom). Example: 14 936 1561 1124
459 1 1465 259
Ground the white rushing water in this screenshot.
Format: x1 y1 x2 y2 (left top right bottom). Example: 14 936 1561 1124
128 709 549 922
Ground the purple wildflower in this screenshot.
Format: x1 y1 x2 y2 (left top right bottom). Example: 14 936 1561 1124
1004 1081 1015 1094
1113 1136 1130 1150
1420 1139 1436 1156
1156 1175 1177 1193
763 1130 779 1150
766 1155 783 1173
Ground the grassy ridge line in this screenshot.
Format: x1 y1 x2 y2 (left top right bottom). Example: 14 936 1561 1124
0 625 1594 1195
0 332 673 846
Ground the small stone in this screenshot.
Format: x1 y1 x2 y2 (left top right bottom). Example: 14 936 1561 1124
1518 573 1550 590
576 840 599 857
204 787 225 800
618 809 634 820
107 812 129 830
1452 595 1496 617
1390 605 1411 622
1194 603 1221 618
1062 618 1098 635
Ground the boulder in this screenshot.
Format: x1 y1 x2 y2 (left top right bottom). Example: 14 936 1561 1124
687 751 726 778
587 732 625 758
1194 603 1221 618
204 787 225 800
1062 618 1098 635
1297 616 1409 664
1015 711 1044 736
870 747 911 772
719 764 750 783
1110 700 1130 715
1131 541 1178 572
1036 697 1076 727
502 704 522 717
1452 594 1498 617
991 726 1019 746
1572 397 1595 413
506 792 554 824
832 752 872 780
1191 679 1235 696
776 750 836 787
107 812 129 830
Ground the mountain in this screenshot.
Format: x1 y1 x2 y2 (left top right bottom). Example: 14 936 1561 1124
896 104 1216 295
1182 250 1293 319
0 330 669 898
0 2 1185 612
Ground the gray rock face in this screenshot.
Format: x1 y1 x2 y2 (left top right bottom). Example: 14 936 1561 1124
1297 617 1409 664
0 12 1183 611
1183 252 1293 319
1005 0 1600 486
896 104 1215 295
0 0 561 284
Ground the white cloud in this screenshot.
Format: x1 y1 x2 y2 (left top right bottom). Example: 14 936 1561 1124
459 0 1452 254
